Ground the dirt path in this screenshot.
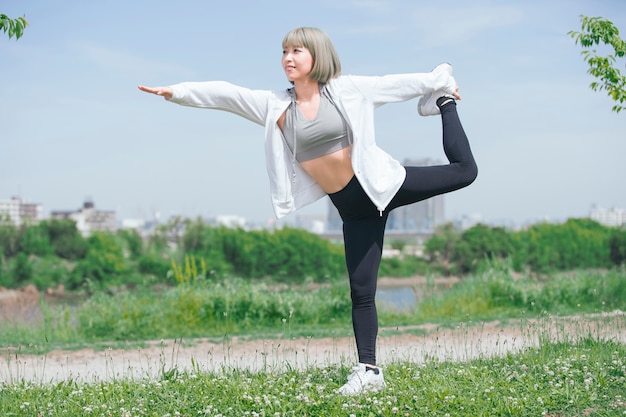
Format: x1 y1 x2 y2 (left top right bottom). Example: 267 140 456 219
2 311 624 384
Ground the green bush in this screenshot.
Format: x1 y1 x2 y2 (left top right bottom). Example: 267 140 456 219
609 228 626 265
137 253 171 279
44 219 87 260
19 224 52 257
0 219 19 257
379 255 431 277
77 279 353 341
69 232 129 289
11 253 33 285
425 219 617 275
513 219 612 272
117 229 143 259
454 224 517 273
30 256 70 290
0 258 10 288
184 224 344 283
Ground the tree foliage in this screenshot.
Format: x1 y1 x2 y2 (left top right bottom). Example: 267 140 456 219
0 216 20 257
70 232 129 289
453 224 517 274
516 218 612 273
44 219 88 260
424 222 460 275
0 13 27 40
424 218 618 275
19 223 52 257
1 214 624 291
182 222 345 283
609 229 626 265
569 15 626 113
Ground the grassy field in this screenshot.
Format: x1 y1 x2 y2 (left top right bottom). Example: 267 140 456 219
1 336 624 416
1 267 625 415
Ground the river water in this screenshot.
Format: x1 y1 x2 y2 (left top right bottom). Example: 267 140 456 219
376 278 454 311
377 287 418 310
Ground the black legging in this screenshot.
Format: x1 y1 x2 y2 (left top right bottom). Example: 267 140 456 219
329 101 477 365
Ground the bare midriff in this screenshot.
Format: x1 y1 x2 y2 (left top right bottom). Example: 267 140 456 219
278 109 354 194
299 146 354 194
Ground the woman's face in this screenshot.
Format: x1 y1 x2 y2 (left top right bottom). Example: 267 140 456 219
282 45 314 83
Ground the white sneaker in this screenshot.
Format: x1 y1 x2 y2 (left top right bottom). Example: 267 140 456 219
337 363 386 395
417 63 455 116
417 91 455 116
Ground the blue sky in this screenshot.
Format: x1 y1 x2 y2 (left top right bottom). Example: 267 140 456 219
2 0 625 226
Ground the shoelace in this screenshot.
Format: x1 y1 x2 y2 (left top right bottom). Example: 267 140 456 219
346 366 365 382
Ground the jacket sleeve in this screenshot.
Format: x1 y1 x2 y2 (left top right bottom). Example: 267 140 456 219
344 71 456 107
168 81 271 126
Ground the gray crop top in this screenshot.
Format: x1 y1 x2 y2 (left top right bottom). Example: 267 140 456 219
282 93 351 162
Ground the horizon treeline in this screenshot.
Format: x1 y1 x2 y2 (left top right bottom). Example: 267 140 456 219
0 216 625 291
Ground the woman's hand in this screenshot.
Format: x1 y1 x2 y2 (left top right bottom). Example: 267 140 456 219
137 85 173 100
452 85 462 100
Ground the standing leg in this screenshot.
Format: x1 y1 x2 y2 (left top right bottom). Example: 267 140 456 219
342 215 387 366
330 177 387 395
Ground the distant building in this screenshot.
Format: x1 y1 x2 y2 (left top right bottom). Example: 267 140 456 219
51 200 116 236
120 217 161 238
214 214 248 228
590 205 625 227
0 196 43 226
455 213 483 231
293 214 327 234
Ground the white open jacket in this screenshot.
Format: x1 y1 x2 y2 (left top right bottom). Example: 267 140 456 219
168 69 456 219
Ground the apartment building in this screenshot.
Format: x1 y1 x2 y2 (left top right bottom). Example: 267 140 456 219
590 205 625 227
0 196 43 226
51 200 116 236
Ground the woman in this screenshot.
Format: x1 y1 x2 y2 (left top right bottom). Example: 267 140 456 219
138 26 477 395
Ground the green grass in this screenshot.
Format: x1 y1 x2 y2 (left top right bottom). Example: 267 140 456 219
1 337 624 416
2 268 626 353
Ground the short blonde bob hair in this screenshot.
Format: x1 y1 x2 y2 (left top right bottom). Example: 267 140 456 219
282 27 342 84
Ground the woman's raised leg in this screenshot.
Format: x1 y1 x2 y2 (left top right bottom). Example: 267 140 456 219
389 98 478 209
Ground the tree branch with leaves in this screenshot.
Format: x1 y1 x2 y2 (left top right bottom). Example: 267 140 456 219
1 13 28 40
569 15 626 113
